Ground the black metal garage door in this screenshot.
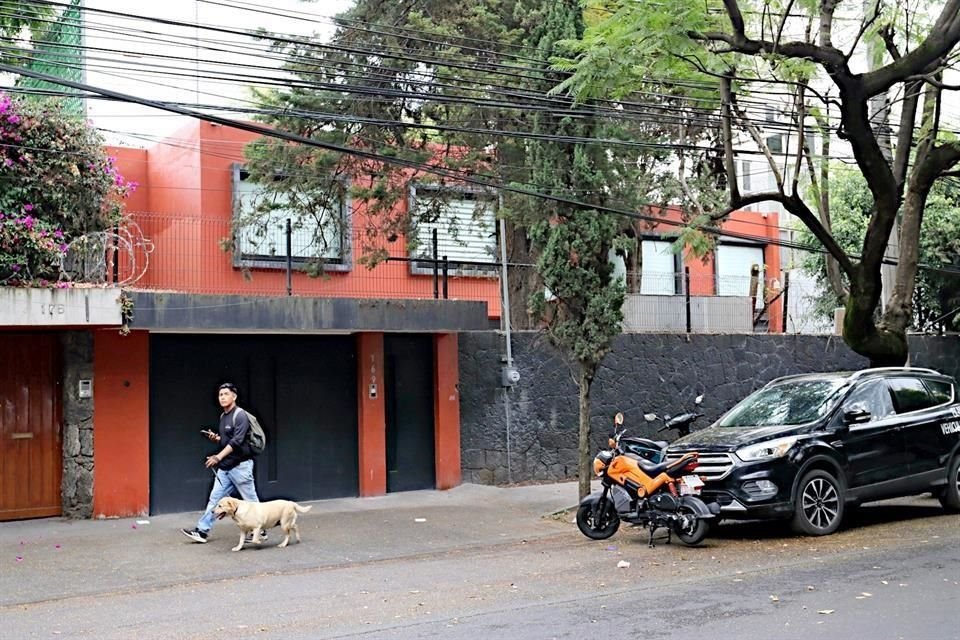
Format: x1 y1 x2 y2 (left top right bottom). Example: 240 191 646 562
149 334 358 515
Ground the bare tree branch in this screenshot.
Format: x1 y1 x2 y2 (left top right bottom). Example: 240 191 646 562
862 1 960 96
845 0 883 62
879 23 901 61
791 85 806 196
892 79 923 193
730 93 784 192
719 74 740 204
819 0 840 48
677 118 706 219
709 190 856 276
801 109 846 302
773 0 796 52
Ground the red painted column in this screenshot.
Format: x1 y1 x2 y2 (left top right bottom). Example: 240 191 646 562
92 329 150 517
434 333 461 490
765 211 784 333
357 333 386 496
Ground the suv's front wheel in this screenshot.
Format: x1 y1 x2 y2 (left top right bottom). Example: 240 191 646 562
938 455 960 512
791 470 844 536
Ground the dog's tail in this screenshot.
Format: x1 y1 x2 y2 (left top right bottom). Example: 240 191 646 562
294 504 313 513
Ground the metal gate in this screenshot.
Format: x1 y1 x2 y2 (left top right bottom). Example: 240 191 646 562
385 335 436 492
149 334 358 514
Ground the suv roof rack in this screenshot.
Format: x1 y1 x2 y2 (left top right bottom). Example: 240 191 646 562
763 366 944 388
850 366 941 379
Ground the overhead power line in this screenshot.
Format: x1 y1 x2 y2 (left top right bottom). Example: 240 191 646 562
6 63 960 279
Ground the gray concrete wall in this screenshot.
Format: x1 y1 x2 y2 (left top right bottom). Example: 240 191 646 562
458 331 960 485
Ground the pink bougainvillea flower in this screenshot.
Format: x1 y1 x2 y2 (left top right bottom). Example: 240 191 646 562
23 204 33 212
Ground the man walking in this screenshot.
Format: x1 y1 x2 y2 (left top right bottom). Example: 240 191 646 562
181 382 262 543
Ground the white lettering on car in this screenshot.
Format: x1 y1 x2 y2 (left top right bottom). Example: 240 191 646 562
942 420 960 435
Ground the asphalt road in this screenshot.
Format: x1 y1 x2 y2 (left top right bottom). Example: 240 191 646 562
3 496 959 639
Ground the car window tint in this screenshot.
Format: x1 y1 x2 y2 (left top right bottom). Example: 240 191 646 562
718 379 847 427
841 380 895 421
923 379 954 405
888 377 937 413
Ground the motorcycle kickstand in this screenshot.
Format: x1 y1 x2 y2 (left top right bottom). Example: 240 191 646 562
647 523 657 548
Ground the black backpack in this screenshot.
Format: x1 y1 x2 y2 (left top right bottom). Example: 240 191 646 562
231 408 267 455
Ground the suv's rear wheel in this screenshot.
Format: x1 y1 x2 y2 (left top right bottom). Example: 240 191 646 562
791 470 844 536
938 455 960 512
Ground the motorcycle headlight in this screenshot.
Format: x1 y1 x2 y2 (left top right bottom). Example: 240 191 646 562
736 436 799 462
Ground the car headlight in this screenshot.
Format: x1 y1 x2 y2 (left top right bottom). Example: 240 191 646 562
736 436 800 461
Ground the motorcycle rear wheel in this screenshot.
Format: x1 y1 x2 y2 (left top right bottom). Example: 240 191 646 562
576 499 620 540
672 504 709 546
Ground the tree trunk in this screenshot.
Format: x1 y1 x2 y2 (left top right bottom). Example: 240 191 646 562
880 185 925 340
843 265 908 366
577 364 594 500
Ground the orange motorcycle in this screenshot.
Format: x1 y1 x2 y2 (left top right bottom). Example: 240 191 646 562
576 412 720 547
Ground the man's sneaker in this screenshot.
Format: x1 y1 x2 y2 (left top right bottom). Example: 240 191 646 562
180 528 208 543
244 530 268 544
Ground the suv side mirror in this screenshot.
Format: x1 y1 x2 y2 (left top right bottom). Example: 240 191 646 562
843 404 872 425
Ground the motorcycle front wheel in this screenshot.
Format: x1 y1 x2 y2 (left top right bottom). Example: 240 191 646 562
576 499 620 540
672 504 709 546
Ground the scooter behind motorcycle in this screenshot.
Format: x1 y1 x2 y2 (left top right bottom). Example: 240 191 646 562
618 394 705 464
643 393 705 439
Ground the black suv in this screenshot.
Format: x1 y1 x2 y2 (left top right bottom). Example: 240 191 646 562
665 367 960 535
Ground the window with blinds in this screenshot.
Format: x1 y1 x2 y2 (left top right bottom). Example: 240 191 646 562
233 167 349 270
716 243 764 306
409 186 497 275
640 239 678 294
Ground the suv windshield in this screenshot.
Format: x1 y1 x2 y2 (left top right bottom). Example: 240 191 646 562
718 378 848 427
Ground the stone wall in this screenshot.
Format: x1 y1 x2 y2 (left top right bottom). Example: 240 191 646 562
61 331 94 518
458 331 960 485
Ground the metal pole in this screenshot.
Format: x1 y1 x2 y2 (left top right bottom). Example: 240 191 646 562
442 255 449 299
684 266 692 334
432 228 439 299
499 212 513 484
781 271 790 333
499 216 513 367
285 218 292 296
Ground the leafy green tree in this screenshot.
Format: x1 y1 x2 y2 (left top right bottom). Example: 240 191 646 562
798 164 960 332
558 0 960 365
245 0 686 496
0 92 135 284
0 1 54 64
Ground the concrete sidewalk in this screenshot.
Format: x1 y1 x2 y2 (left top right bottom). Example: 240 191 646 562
0 482 580 607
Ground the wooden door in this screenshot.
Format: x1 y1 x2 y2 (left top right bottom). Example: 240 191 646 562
0 333 62 521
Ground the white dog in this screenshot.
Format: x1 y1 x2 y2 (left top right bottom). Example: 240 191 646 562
213 496 312 551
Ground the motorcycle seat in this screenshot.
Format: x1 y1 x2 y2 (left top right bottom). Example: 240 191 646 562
634 453 695 478
633 456 671 477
